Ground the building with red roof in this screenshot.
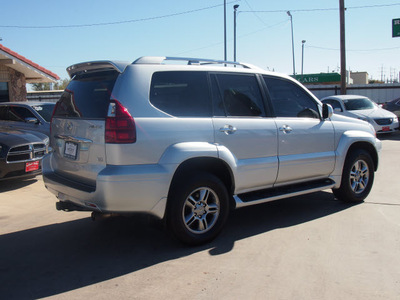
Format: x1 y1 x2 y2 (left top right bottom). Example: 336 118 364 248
0 43 59 102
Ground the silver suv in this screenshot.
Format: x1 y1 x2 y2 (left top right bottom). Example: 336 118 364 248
43 57 381 245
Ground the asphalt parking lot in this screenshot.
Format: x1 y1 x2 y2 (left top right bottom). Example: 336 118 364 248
1 132 399 300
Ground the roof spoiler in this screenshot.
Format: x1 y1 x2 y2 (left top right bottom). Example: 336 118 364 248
67 61 130 78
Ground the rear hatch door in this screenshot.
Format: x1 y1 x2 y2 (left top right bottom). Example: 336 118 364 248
51 65 123 186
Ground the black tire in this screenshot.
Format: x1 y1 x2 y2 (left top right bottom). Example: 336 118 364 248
166 172 229 245
333 149 374 202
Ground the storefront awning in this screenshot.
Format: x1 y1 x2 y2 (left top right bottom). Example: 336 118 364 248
0 43 59 83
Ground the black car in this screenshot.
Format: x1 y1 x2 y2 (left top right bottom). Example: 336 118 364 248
382 97 400 118
0 102 55 137
0 127 49 180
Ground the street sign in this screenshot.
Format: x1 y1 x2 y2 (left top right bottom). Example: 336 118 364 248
292 73 341 84
393 18 400 37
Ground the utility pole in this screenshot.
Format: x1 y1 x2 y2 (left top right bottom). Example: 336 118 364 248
224 0 227 61
301 40 306 79
233 5 239 62
287 11 296 76
339 0 346 95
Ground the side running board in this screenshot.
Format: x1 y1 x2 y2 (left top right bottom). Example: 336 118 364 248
234 179 335 208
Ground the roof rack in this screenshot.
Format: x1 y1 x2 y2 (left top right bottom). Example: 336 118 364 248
132 56 256 69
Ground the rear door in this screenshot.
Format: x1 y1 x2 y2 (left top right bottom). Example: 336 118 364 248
211 73 278 193
50 69 119 186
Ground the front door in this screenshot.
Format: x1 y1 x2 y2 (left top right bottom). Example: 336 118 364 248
263 76 335 185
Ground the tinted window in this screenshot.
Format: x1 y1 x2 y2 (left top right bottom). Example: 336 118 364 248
32 104 55 122
263 76 319 118
8 106 35 122
53 71 118 119
150 71 211 117
212 73 265 117
0 106 8 120
0 82 9 102
343 98 374 111
323 99 342 111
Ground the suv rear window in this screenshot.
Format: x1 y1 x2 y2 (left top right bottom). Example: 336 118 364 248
150 71 211 117
53 71 119 119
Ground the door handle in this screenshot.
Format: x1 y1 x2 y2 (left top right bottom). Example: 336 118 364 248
279 125 293 134
219 125 237 135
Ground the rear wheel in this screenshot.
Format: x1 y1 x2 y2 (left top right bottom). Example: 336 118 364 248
167 172 229 245
333 149 374 202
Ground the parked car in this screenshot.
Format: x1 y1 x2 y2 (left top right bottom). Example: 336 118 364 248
0 127 49 180
43 57 381 245
382 97 400 118
321 95 399 134
0 102 56 136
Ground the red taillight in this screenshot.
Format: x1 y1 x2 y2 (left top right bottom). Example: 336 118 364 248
105 100 136 143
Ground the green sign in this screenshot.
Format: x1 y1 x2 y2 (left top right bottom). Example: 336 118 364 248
292 73 341 84
393 18 400 38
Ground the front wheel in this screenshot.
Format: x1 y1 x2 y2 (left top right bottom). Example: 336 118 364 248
166 172 229 245
333 149 374 202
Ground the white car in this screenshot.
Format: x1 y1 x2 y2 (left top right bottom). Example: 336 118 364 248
321 95 399 134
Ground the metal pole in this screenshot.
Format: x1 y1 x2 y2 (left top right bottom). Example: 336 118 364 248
224 0 227 61
340 0 347 94
301 40 306 80
234 5 239 62
287 11 295 76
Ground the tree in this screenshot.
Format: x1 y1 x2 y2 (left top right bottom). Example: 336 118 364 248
54 78 70 90
30 78 70 91
31 82 51 91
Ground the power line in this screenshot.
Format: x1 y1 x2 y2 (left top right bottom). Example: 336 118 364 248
240 3 400 13
175 19 288 56
308 45 400 52
0 1 240 29
2 2 398 29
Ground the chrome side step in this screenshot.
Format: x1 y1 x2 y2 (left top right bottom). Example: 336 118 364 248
234 179 335 208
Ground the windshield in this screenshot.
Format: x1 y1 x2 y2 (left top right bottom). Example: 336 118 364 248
343 98 375 111
32 103 56 122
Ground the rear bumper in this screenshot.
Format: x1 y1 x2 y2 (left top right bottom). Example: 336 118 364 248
42 154 174 219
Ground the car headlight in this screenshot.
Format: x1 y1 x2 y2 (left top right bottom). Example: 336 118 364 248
394 117 399 123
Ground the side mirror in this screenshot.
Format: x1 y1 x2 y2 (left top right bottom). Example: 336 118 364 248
25 117 39 124
322 103 333 119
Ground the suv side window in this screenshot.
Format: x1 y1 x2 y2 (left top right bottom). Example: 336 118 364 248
150 71 211 117
263 76 320 118
211 73 265 117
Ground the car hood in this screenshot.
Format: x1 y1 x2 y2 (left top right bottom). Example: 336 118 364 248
330 113 368 125
347 108 396 119
330 113 376 136
0 127 47 146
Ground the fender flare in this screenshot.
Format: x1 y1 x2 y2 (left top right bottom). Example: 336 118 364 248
331 130 381 187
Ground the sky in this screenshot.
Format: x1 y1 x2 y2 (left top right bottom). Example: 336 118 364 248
1 0 399 82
